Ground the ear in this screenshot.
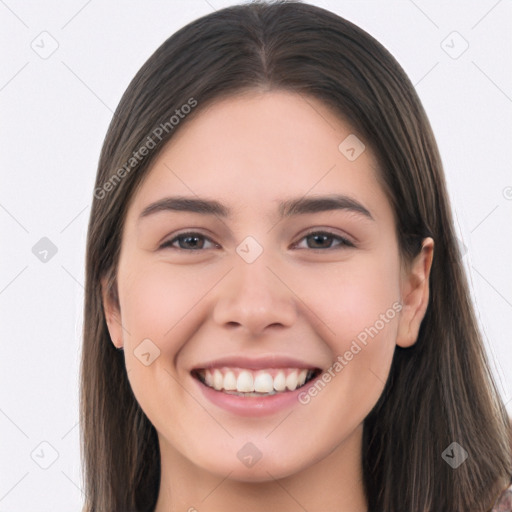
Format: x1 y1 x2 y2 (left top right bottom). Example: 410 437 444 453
396 237 434 348
100 274 124 349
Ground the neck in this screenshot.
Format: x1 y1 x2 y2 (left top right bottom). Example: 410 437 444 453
153 423 367 512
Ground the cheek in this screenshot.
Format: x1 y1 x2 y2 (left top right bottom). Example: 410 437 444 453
116 261 205 425
306 252 400 328
119 260 211 346
298 256 401 424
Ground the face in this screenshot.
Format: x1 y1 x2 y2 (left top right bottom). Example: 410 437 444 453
103 90 433 483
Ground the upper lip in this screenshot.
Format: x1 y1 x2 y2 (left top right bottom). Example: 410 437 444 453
191 355 322 371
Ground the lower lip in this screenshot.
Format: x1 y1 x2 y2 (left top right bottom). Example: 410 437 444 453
192 374 319 417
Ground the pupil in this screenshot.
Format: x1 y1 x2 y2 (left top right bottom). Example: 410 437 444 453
310 234 330 248
183 236 201 249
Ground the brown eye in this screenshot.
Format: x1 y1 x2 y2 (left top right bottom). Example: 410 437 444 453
294 231 355 250
159 232 217 251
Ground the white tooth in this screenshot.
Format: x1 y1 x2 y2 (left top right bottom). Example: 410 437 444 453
204 370 213 387
297 369 308 386
237 370 254 392
213 369 223 390
223 371 237 391
273 371 286 391
254 372 274 393
285 370 298 391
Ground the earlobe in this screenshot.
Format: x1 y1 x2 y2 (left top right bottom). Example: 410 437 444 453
100 275 124 349
396 237 434 348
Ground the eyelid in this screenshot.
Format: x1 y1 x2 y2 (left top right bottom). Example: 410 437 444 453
159 230 218 250
159 228 356 251
292 229 355 249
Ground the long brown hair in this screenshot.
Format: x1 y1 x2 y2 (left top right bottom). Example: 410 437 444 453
80 1 512 510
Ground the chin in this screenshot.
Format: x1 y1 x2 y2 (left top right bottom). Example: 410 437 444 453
196 449 310 483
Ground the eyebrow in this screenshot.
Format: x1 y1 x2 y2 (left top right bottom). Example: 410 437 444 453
138 194 374 222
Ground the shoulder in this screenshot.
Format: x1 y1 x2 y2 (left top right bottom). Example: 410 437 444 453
492 480 512 512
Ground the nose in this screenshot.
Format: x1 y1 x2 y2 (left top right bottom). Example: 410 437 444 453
212 253 298 337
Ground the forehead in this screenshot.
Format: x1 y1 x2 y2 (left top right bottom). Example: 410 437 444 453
126 90 390 224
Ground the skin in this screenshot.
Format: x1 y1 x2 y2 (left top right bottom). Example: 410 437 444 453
102 90 434 511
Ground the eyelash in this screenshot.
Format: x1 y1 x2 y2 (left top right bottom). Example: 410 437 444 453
159 230 355 251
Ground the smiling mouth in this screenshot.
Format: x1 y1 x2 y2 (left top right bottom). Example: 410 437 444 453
191 367 322 396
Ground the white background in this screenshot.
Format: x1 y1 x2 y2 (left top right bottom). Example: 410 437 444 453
1 0 511 510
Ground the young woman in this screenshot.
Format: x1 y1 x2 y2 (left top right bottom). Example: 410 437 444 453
80 2 512 510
